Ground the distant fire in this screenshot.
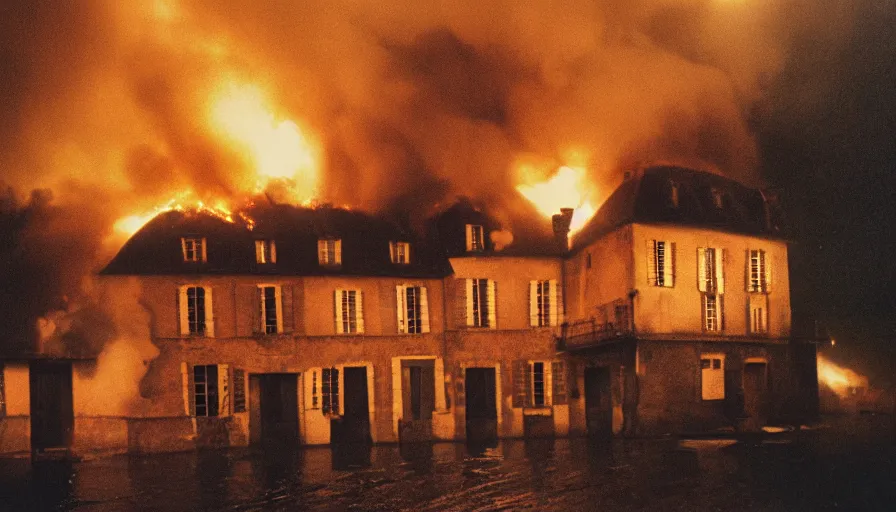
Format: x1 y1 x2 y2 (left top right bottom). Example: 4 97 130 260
516 165 596 234
817 354 868 399
112 192 254 238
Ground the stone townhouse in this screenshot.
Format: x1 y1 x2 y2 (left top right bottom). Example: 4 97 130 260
0 166 818 457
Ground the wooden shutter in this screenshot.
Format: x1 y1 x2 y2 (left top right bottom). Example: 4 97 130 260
464 279 474 327
419 286 430 333
274 285 284 333
697 247 707 292
487 280 497 329
549 279 559 326
396 285 407 333
218 364 231 416
318 239 327 264
355 290 365 333
715 248 725 294
204 286 215 337
334 239 342 265
766 252 773 293
253 286 263 334
282 285 294 333
178 286 189 336
465 225 473 251
647 240 657 285
389 242 396 263
334 289 345 334
180 238 188 261
512 360 530 408
552 361 567 405
270 240 277 263
529 280 538 326
304 368 321 410
663 241 674 287
255 240 264 263
181 362 195 416
745 250 752 292
201 238 207 262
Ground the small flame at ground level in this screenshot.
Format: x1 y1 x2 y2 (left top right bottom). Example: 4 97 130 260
817 354 868 399
516 166 596 234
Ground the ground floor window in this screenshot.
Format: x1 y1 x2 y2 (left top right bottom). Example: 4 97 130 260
322 368 340 415
701 354 725 400
185 363 244 417
233 369 246 413
512 360 568 408
193 364 219 417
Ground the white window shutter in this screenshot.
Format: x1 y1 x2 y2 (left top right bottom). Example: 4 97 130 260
545 361 553 407
766 252 773 293
334 289 345 334
201 238 207 262
663 241 674 287
465 225 473 251
715 248 725 294
529 280 538 326
549 279 559 326
318 240 327 264
304 368 321 410
270 240 277 263
218 364 230 416
745 250 752 292
181 238 188 261
178 286 189 336
205 286 215 337
355 289 365 333
335 239 342 265
181 362 194 416
419 286 430 333
389 242 396 263
255 240 264 263
697 248 707 292
465 279 474 327
487 280 497 329
396 285 406 333
275 285 284 334
647 240 657 286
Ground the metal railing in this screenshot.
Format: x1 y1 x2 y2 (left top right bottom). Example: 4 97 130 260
557 304 633 351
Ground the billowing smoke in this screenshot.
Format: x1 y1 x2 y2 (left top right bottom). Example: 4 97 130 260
0 1 860 412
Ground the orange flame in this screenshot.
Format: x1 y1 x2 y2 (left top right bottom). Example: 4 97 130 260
817 354 868 398
112 192 255 238
516 165 596 234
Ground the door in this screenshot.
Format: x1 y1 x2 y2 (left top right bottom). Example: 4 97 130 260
743 363 768 431
331 367 371 444
399 361 435 443
257 374 299 445
30 361 74 451
465 367 497 445
584 366 612 437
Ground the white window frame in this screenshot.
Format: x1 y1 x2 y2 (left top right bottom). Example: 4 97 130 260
465 224 485 252
702 292 723 332
321 367 340 416
749 293 769 334
529 279 559 326
335 289 364 334
181 237 206 262
748 249 769 293
648 240 675 287
697 247 724 294
178 285 214 337
255 240 277 264
318 238 342 266
183 363 231 417
257 284 284 335
465 278 496 328
396 285 430 334
700 354 725 400
390 241 411 264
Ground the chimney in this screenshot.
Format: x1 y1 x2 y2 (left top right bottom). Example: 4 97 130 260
552 207 574 252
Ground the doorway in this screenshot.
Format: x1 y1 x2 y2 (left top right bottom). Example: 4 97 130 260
331 366 371 444
465 367 497 445
253 374 299 446
743 362 768 431
399 360 435 443
584 366 612 437
30 361 74 452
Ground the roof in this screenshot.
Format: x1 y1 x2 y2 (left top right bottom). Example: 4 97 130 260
570 166 781 252
101 204 452 278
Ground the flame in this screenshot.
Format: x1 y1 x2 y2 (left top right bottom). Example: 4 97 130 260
516 165 596 234
112 192 255 238
817 354 868 398
208 79 320 203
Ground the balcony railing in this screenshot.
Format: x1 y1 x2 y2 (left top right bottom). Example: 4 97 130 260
557 304 633 351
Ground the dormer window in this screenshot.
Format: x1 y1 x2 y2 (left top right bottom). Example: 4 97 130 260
181 237 206 262
318 238 342 266
668 181 680 208
465 224 484 252
390 241 411 264
255 240 277 264
711 187 725 209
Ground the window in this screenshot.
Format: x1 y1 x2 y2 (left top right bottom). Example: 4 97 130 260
698 247 724 332
335 289 364 334
255 240 277 264
465 224 484 252
647 240 675 287
178 285 214 337
257 285 283 334
233 369 246 413
529 280 559 326
465 278 495 328
703 293 723 331
512 360 567 408
322 367 339 415
181 237 206 262
396 285 430 334
390 241 411 264
318 239 342 266
668 181 680 208
532 362 546 407
711 187 725 209
749 294 769 334
748 249 769 293
193 364 219 417
701 354 725 400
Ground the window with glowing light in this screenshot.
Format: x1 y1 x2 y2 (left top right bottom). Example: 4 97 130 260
255 240 277 264
465 224 484 252
257 285 283 334
318 239 342 266
390 241 411 264
181 237 206 262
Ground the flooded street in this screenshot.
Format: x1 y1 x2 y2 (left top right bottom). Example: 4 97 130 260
1 416 894 511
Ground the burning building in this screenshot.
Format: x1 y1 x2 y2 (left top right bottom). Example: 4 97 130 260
0 165 818 457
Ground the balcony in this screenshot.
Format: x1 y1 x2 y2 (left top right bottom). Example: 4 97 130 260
557 305 634 351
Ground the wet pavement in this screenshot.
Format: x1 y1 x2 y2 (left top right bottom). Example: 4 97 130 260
1 415 894 511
